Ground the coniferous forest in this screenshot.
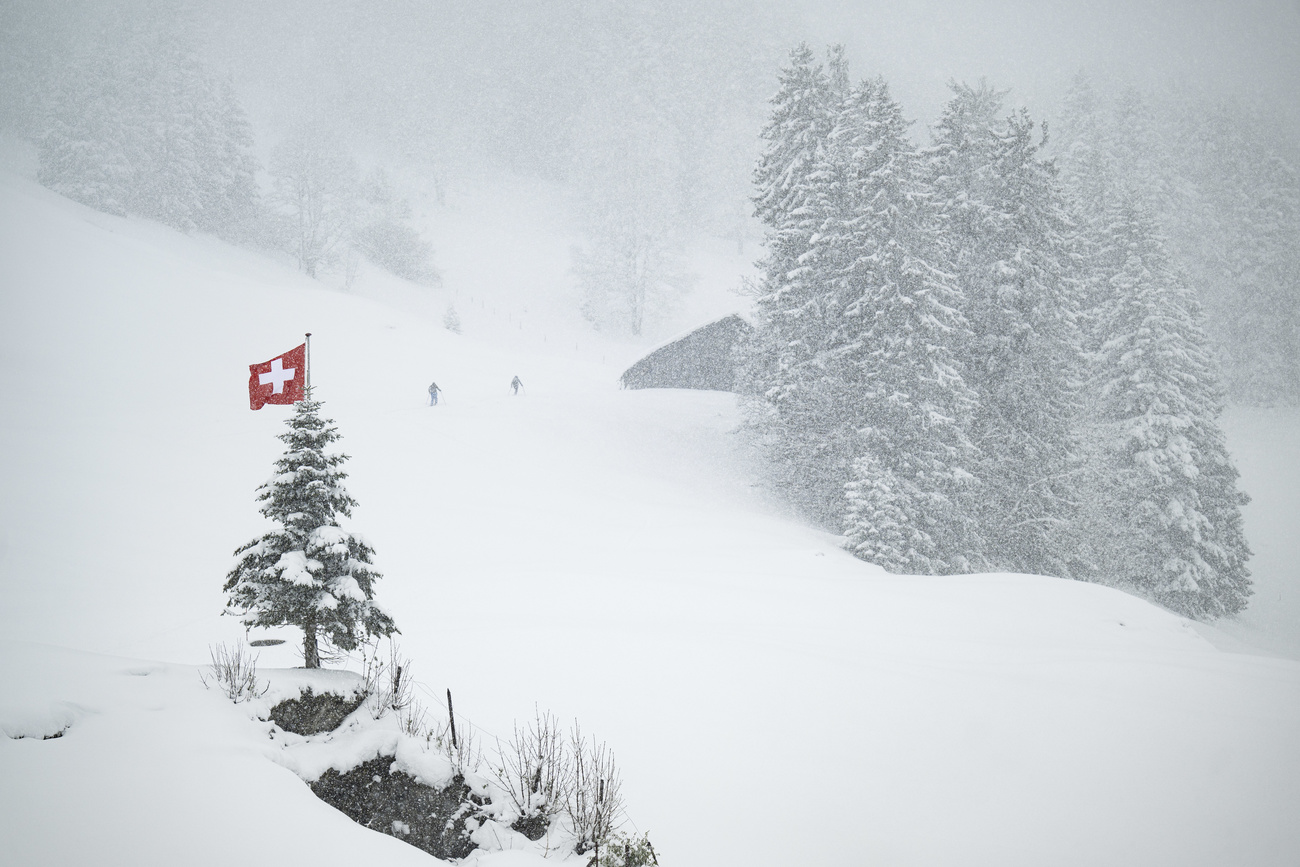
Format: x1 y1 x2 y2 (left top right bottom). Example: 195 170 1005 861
742 47 1257 620
18 11 438 284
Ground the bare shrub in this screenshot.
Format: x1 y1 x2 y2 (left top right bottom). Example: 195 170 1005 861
448 717 482 776
200 642 266 703
567 722 624 855
490 707 572 838
399 698 428 738
362 639 414 719
411 694 481 775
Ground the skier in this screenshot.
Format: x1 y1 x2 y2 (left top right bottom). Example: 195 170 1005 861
428 381 441 406
510 375 523 396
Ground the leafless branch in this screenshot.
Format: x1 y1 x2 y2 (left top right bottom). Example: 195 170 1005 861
567 721 624 855
200 642 267 703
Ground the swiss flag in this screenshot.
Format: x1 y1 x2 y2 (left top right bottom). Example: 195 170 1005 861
248 343 306 410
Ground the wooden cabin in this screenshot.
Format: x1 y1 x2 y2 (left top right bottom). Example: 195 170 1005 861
620 313 752 391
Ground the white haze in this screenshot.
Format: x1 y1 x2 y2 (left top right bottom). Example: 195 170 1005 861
6 0 1298 240
200 1 1300 143
2 2 1300 864
799 0 1300 130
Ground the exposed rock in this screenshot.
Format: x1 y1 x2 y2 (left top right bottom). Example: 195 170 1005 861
511 811 550 841
267 687 365 735
310 756 485 860
5 727 67 741
0 700 83 740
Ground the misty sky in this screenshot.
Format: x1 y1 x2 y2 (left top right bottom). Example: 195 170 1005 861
3 0 1297 231
800 0 1300 129
186 0 1300 147
6 0 1298 152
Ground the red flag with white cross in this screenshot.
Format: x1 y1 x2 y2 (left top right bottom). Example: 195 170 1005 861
248 343 306 410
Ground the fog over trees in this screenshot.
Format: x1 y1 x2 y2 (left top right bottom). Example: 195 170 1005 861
0 0 1295 616
3 1 1293 339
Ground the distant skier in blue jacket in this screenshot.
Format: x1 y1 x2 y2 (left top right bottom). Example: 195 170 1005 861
428 381 441 406
510 375 523 395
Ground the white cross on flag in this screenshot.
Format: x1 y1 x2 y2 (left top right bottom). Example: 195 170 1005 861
248 343 306 410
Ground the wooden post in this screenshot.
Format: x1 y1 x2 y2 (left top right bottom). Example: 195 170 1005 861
447 688 458 750
595 778 604 865
304 332 312 392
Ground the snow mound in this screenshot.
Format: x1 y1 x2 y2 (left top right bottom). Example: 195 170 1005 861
0 701 87 740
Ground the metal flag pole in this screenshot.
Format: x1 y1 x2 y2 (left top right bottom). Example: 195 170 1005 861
305 332 312 395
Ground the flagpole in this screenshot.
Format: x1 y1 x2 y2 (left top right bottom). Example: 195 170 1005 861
305 332 312 395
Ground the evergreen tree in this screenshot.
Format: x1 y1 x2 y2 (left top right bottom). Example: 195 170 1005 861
225 396 397 667
1195 112 1300 404
94 17 205 231
1053 80 1300 406
38 53 135 216
194 77 261 239
1056 73 1110 220
749 43 837 367
1055 71 1122 352
828 77 984 573
925 82 1086 577
1088 200 1252 618
743 45 846 521
36 16 260 238
746 54 986 561
751 43 837 240
843 453 921 574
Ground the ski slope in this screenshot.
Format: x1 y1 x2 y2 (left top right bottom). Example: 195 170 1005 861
2 165 1300 867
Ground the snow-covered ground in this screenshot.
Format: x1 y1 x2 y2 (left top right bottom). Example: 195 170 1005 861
1217 406 1300 660
2 164 1299 867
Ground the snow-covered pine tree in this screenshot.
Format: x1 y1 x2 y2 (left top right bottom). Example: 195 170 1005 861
125 26 204 231
193 77 261 239
1053 80 1300 407
1055 72 1123 353
36 16 261 239
225 395 397 667
925 82 1086 578
742 45 849 522
751 43 837 247
843 453 919 574
828 76 984 574
1088 199 1252 619
1056 73 1111 221
1192 107 1300 405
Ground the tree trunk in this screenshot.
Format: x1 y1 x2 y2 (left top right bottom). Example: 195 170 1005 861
303 621 320 668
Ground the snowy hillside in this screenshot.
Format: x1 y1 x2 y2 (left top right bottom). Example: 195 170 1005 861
2 167 1300 867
